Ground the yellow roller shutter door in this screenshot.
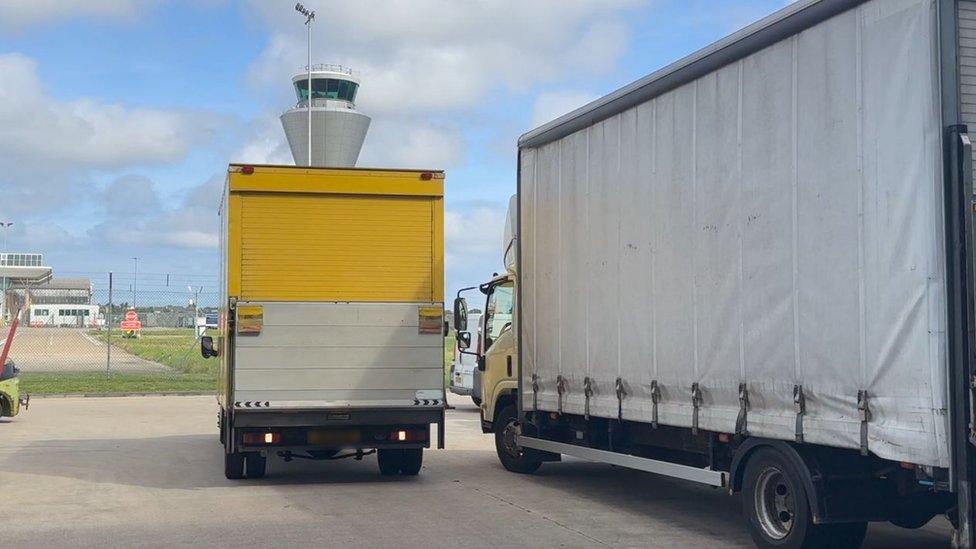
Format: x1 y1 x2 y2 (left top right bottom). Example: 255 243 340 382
238 192 436 302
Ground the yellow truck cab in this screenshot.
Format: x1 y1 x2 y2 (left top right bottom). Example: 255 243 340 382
458 273 515 433
453 196 550 472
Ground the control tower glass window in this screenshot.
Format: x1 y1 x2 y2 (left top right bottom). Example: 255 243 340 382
295 78 359 103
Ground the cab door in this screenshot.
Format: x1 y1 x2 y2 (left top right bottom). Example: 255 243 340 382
480 278 516 425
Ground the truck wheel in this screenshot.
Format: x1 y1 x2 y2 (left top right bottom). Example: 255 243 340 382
245 453 266 479
472 396 482 407
890 510 936 530
224 451 245 480
495 404 541 474
400 448 423 476
742 448 866 548
377 449 403 475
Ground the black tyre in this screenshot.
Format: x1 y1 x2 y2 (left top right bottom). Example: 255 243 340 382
889 510 936 530
377 449 403 475
218 409 225 443
400 448 423 476
245 452 266 479
494 404 542 474
224 451 245 480
472 396 482 407
742 448 867 549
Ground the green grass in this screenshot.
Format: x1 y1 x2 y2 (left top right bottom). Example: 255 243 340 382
22 331 458 395
16 328 221 394
20 372 216 395
91 328 216 374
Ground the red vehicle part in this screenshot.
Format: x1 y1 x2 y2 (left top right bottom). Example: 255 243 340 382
0 312 20 367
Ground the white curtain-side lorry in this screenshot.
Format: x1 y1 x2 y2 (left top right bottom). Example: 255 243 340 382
456 0 976 547
207 164 446 480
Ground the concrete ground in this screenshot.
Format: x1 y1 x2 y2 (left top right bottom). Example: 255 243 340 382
0 395 955 548
7 327 166 373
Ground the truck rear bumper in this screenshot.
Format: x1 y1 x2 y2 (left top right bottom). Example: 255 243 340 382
228 406 446 451
232 407 443 428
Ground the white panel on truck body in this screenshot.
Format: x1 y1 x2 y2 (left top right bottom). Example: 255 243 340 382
519 0 950 467
233 302 444 409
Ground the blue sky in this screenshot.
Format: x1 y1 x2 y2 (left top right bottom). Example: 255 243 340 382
0 0 790 300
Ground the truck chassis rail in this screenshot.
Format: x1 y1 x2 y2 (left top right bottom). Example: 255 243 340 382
518 435 727 488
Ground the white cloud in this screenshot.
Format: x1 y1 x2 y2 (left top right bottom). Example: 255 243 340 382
445 203 509 293
241 0 643 179
5 222 80 251
446 206 507 259
90 174 221 251
102 175 162 217
531 90 599 128
0 53 217 169
245 0 642 115
231 115 295 166
359 120 464 169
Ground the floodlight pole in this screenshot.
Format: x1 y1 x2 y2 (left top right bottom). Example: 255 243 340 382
296 3 315 167
307 12 312 167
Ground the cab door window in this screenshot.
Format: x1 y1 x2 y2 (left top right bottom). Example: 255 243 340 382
483 282 513 350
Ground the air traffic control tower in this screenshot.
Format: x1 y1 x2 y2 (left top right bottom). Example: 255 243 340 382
280 64 370 167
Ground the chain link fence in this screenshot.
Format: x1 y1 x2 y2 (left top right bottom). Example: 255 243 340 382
1 272 219 393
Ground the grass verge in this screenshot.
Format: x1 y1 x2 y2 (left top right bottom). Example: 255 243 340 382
21 372 216 395
23 331 458 395
90 328 214 374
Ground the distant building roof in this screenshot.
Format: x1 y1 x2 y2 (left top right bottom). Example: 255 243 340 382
0 252 52 284
11 277 90 291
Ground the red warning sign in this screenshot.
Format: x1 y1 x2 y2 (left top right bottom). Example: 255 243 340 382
121 309 142 331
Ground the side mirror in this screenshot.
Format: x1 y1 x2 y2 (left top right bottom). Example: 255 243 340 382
453 297 468 332
457 331 472 350
477 355 486 372
200 335 217 359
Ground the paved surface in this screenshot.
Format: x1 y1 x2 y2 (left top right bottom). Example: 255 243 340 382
0 394 955 548
7 327 167 373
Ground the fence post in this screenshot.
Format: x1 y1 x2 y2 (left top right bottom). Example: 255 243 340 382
107 272 112 374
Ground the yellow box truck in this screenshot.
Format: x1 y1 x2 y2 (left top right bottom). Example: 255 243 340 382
204 164 446 479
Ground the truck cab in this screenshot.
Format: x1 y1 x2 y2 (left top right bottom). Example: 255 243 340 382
475 274 515 433
456 272 552 474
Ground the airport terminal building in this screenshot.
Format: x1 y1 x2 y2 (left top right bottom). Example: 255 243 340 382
0 252 52 323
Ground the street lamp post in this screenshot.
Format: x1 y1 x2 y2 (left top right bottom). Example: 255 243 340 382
131 257 139 310
0 222 13 324
295 3 315 167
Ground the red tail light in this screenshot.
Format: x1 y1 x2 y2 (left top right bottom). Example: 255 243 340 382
243 432 281 445
388 429 428 442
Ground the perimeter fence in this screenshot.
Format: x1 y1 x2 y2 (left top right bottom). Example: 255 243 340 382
0 271 219 393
